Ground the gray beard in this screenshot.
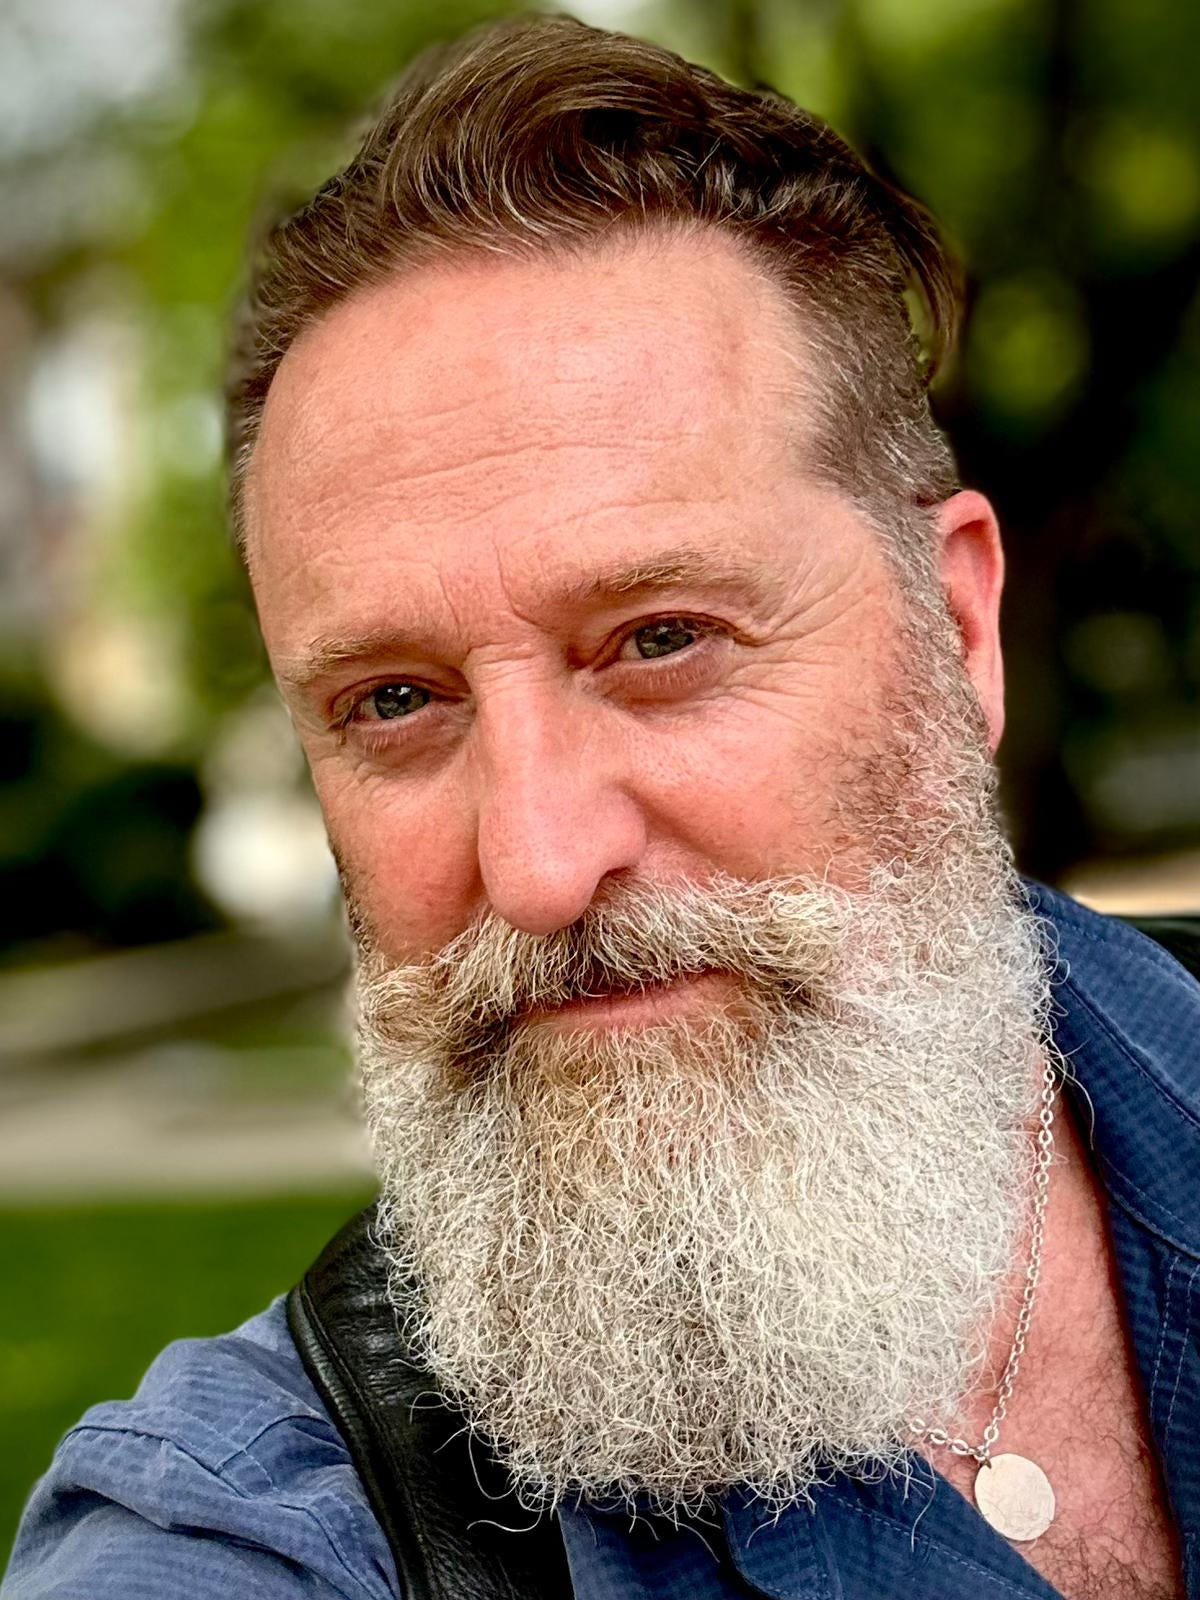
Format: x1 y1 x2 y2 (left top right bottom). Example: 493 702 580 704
352 650 1054 1515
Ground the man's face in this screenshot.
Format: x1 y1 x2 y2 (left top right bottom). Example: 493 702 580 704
247 228 948 968
245 228 1040 1512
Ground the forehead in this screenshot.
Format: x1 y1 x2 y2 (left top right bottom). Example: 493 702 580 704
245 228 821 640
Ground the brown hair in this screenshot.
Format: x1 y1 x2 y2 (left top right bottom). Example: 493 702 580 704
226 12 961 575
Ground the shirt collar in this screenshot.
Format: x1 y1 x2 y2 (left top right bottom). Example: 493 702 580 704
1024 879 1200 1259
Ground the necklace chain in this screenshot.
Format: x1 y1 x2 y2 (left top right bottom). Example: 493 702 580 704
909 1056 1058 1464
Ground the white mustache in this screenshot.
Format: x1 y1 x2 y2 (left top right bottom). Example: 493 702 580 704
358 872 849 1066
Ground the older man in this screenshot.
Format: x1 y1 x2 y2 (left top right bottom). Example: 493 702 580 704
6 14 1199 1600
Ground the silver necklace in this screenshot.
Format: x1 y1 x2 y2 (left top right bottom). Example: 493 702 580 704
909 1056 1058 1544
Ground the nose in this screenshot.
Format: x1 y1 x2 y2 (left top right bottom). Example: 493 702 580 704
474 688 647 935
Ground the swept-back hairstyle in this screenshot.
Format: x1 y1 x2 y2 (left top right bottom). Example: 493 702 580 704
225 13 961 576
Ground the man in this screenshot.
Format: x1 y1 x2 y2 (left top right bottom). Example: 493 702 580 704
5 13 1199 1600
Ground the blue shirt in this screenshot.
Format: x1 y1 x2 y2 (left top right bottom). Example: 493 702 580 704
5 883 1200 1599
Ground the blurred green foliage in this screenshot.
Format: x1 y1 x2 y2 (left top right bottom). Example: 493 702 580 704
0 1190 373 1560
0 659 222 954
3 0 1199 955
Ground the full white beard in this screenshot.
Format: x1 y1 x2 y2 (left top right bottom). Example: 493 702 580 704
353 660 1054 1515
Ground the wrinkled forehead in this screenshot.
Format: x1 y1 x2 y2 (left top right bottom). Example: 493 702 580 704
242 227 818 585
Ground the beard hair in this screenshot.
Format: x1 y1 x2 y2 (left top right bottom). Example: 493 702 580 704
351 621 1054 1516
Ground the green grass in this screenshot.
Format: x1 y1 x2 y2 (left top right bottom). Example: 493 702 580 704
0 1189 374 1563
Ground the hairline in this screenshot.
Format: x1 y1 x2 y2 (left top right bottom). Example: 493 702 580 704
234 215 943 599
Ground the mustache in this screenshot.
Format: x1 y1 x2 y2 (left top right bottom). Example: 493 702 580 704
356 873 852 1068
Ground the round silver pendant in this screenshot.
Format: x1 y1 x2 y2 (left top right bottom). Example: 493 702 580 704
974 1453 1055 1542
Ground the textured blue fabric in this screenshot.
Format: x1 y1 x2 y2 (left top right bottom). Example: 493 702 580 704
5 883 1199 1598
1 1286 400 1599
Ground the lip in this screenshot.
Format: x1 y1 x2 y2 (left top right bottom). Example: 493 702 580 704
519 969 736 1031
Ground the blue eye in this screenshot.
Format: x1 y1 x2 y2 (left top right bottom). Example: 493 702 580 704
368 683 430 719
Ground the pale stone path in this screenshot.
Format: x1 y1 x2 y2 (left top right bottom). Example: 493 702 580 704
0 929 374 1201
0 1045 374 1200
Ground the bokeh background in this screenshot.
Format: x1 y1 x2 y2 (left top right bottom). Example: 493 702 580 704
3 0 1199 1560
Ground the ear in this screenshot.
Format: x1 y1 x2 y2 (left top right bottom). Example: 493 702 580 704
935 489 1006 752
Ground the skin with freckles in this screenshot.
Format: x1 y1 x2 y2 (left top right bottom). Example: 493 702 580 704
245 228 1005 964
245 228 1182 1595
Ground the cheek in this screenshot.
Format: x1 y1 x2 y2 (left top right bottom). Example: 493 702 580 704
309 755 479 957
631 698 884 883
675 619 913 885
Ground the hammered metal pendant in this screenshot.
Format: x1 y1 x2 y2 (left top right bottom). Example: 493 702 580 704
974 1453 1056 1542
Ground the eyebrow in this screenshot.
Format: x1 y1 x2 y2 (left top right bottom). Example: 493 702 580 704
278 546 773 695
